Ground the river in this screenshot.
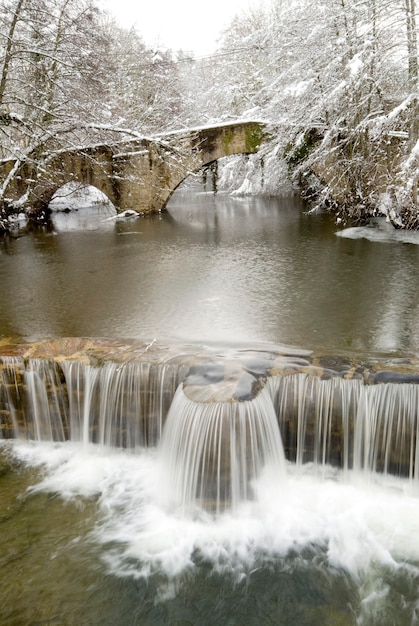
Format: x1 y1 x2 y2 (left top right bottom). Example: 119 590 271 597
1 189 419 625
1 190 419 353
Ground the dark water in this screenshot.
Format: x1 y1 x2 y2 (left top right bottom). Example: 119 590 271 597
2 191 419 625
1 191 419 354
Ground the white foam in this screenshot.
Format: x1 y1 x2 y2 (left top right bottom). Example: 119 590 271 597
5 441 419 583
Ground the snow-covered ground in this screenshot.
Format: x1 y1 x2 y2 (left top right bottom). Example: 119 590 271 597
49 182 114 211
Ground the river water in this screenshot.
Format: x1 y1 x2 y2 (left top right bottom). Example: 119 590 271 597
2 190 419 625
1 190 419 353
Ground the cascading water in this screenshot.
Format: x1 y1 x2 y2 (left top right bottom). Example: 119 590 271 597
267 373 419 484
157 384 287 514
2 343 419 624
0 356 184 447
59 360 182 448
3 354 419 488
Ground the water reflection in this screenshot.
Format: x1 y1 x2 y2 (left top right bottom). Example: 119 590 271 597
336 222 419 351
1 192 419 356
50 204 117 232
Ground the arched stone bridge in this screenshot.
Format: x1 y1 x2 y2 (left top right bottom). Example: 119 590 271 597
1 121 266 214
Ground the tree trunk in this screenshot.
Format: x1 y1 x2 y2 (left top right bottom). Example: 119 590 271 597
405 0 418 91
0 0 26 105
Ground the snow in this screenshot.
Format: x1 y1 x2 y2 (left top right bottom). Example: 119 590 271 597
284 80 313 98
104 209 141 221
155 119 267 140
49 183 114 211
336 220 419 245
1 0 419 229
347 53 364 77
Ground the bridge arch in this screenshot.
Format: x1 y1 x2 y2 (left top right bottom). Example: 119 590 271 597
48 182 115 212
0 121 266 215
123 121 266 213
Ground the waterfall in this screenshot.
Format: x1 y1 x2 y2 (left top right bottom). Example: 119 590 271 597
23 359 70 441
157 383 286 514
0 356 26 438
267 374 361 475
268 373 419 482
353 382 419 480
0 357 184 447
2 356 419 512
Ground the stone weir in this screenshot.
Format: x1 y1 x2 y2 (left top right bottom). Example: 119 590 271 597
1 337 419 479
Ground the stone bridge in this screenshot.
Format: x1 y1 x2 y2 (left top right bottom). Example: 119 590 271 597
0 121 266 214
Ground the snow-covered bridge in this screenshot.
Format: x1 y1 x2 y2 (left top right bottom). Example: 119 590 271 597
1 121 266 215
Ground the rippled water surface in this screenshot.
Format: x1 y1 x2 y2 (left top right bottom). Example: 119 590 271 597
1 191 419 354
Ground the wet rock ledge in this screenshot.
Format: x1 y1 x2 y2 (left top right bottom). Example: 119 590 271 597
0 337 419 405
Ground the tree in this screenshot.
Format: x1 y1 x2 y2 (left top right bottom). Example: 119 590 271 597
103 25 183 133
2 0 419 230
0 0 186 230
198 0 419 228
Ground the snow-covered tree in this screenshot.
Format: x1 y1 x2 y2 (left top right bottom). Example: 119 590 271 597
1 0 419 230
198 0 419 228
104 25 183 133
0 0 185 230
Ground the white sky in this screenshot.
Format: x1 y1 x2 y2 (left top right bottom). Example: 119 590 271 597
99 0 260 56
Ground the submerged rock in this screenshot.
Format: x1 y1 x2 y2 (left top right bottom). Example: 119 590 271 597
370 371 419 384
183 361 262 403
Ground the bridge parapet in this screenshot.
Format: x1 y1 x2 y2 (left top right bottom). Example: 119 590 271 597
0 121 267 215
